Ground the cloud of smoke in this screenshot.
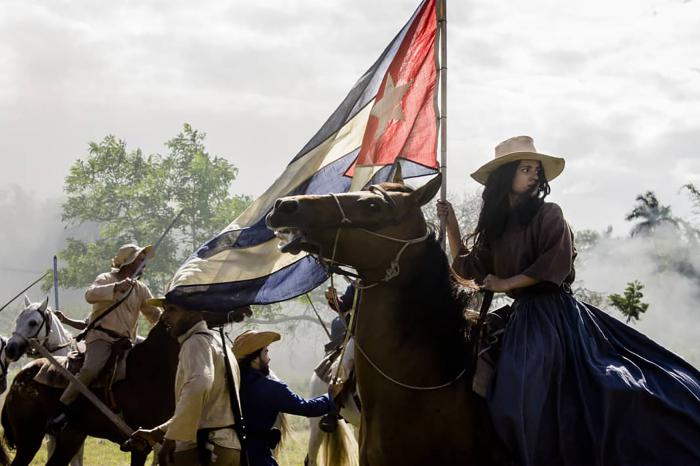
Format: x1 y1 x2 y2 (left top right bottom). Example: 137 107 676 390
575 225 700 365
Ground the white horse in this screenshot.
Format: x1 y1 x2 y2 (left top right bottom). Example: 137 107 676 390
0 336 10 395
306 338 360 466
3 296 83 466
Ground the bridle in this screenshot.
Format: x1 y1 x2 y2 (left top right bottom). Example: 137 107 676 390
322 186 466 391
13 306 72 356
0 338 8 380
323 185 431 289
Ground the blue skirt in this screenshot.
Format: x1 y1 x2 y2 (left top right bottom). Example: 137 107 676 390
488 291 700 466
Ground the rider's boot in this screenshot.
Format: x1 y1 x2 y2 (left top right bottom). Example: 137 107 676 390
46 402 73 436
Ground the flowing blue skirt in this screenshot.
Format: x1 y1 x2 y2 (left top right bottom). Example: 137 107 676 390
488 291 700 466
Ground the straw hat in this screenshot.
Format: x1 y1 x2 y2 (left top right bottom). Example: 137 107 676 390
111 243 154 272
470 136 565 185
232 330 281 360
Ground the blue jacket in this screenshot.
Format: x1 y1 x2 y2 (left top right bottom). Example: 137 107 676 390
240 368 335 466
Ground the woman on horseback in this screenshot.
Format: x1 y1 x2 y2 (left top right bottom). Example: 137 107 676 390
439 135 700 466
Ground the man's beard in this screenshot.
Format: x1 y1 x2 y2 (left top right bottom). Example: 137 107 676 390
259 362 271 376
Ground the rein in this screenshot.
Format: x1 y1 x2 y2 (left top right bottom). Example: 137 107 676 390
323 187 466 391
14 307 72 356
324 187 431 289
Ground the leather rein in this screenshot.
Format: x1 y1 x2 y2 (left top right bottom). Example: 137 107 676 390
13 306 72 356
320 186 468 391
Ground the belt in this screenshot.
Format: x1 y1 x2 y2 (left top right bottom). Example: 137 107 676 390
93 325 129 340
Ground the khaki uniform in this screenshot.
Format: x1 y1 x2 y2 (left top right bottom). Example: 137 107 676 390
60 272 162 405
158 321 241 464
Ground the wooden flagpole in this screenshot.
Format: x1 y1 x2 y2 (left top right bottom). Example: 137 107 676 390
53 255 59 310
438 0 448 251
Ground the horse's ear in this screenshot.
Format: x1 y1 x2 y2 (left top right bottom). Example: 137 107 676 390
23 295 31 307
410 173 443 207
388 162 404 184
39 296 49 312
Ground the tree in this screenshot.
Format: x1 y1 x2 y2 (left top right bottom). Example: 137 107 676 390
608 280 649 323
625 191 678 237
45 125 251 294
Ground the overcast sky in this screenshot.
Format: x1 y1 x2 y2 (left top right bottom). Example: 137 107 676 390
2 0 700 238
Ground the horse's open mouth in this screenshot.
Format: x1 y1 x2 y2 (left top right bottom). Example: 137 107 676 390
274 227 308 254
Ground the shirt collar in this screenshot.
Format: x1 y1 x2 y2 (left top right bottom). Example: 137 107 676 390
177 320 211 344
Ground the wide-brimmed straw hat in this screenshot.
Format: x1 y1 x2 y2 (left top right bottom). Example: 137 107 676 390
470 136 565 185
111 243 154 273
232 330 281 360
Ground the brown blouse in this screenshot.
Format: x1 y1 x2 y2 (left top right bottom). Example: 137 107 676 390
452 202 576 298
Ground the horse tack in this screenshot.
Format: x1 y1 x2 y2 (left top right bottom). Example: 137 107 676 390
20 306 73 356
325 186 432 289
323 185 471 391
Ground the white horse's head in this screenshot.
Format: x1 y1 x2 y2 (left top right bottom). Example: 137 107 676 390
0 335 9 394
4 295 52 362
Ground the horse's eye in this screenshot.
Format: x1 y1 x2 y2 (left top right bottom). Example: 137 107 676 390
368 202 379 210
28 321 37 327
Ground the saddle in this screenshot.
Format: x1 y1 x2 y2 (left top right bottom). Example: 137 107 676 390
470 304 513 397
34 338 132 407
314 345 343 385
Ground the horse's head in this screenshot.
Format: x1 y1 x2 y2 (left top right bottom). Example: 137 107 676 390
267 174 442 279
0 336 8 394
5 295 51 361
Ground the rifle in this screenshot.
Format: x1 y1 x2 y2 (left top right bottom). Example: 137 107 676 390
0 271 50 314
76 211 183 341
218 327 250 466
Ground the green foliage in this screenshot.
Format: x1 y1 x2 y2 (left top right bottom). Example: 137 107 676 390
44 124 251 294
608 280 649 323
625 191 678 237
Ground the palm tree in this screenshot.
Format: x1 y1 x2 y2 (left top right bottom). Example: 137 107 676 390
625 191 678 236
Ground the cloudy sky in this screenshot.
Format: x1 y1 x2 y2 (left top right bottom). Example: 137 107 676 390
1 0 699 269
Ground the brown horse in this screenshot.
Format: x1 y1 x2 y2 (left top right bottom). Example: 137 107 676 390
0 309 250 466
267 174 506 465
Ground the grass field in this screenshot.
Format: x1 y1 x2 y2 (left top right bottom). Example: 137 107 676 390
23 425 311 465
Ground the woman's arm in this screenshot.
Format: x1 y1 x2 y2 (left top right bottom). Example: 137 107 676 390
483 274 540 293
437 200 462 260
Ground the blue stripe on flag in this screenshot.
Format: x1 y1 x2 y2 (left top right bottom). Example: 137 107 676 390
195 148 359 259
166 256 328 310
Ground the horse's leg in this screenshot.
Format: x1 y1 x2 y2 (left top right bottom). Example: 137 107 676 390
45 429 86 466
8 433 43 466
306 373 328 466
69 441 84 466
307 417 323 466
130 450 149 466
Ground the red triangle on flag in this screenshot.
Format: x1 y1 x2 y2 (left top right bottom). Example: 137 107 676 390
348 0 438 179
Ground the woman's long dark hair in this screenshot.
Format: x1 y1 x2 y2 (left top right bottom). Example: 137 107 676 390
468 160 550 247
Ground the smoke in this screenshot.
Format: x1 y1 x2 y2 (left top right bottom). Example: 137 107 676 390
575 225 700 365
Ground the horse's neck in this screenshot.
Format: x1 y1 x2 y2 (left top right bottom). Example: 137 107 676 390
45 312 73 353
355 245 467 378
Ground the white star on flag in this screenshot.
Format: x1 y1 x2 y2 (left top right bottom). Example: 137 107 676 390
369 74 412 139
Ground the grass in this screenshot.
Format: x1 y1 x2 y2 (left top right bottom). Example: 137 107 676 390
23 426 311 465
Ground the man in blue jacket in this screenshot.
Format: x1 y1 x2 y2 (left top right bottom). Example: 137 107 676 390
233 330 336 466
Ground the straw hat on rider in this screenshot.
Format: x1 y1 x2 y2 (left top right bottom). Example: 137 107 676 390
111 243 154 273
470 135 565 185
233 330 281 360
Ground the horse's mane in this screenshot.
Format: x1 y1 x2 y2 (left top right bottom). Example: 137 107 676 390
374 181 414 194
125 320 179 378
394 233 478 375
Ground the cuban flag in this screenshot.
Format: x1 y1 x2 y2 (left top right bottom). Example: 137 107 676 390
166 0 439 311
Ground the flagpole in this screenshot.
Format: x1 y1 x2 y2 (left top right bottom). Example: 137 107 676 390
437 0 448 251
